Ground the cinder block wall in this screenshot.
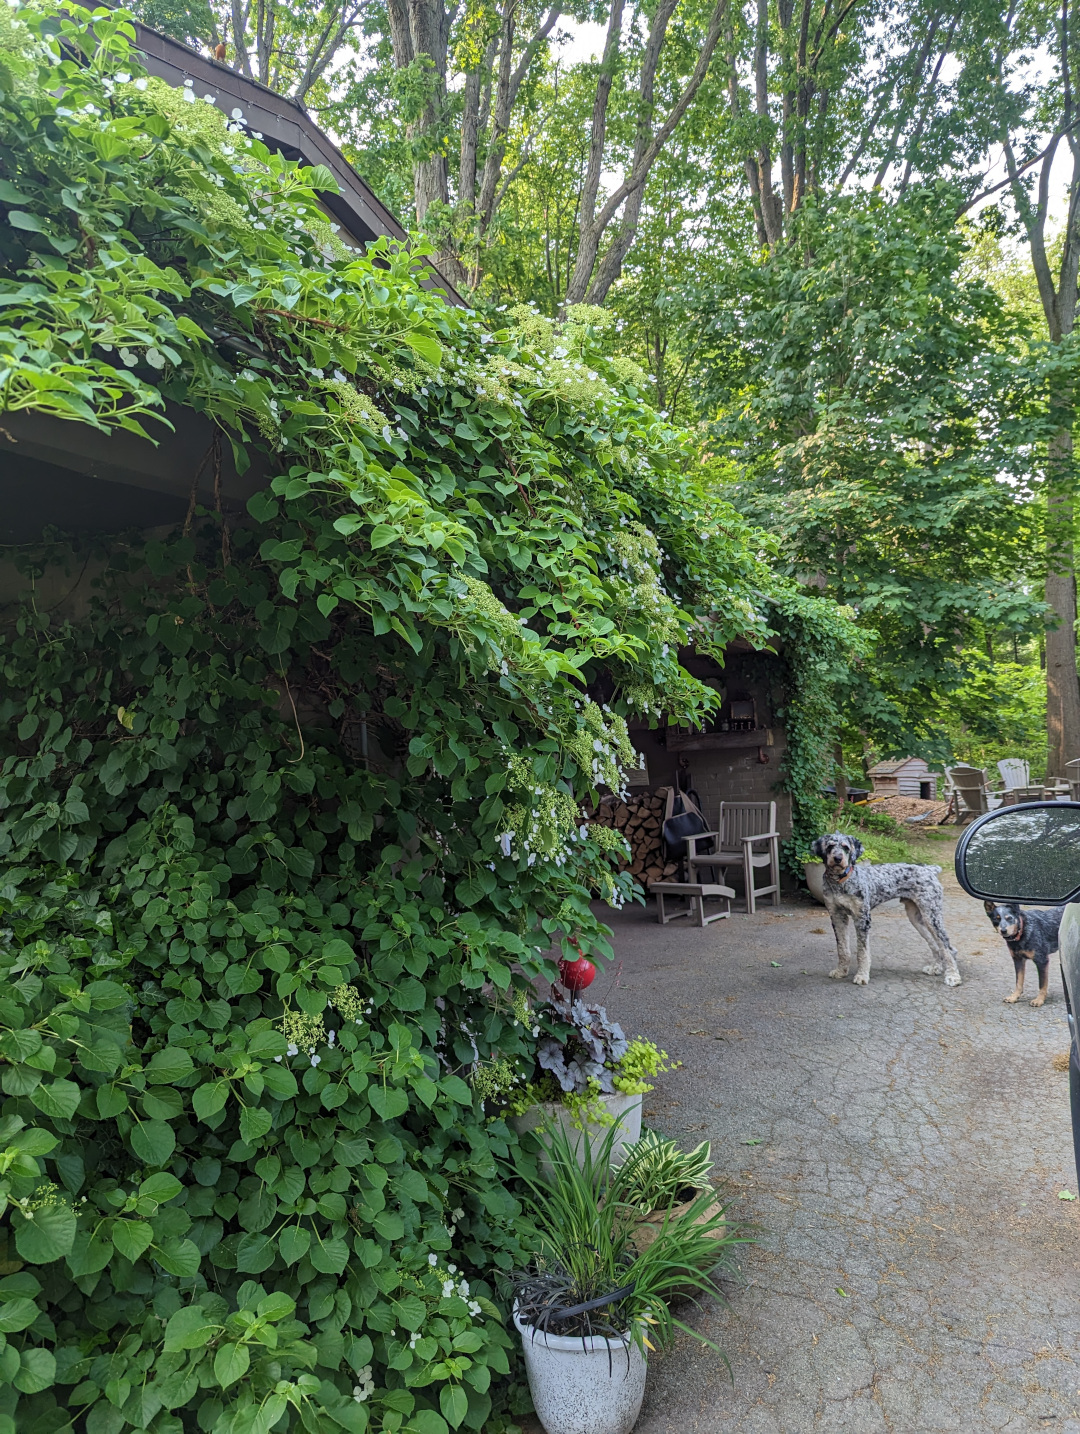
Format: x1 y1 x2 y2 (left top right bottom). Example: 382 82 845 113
629 724 792 839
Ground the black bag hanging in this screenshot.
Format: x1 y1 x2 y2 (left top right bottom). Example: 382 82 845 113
661 787 713 860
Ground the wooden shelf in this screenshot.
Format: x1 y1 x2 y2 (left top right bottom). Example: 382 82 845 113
665 727 776 753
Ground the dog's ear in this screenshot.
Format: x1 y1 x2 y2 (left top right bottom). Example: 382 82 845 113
849 837 864 862
810 836 827 859
983 900 996 915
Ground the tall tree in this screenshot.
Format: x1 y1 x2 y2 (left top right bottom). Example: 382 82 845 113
128 0 369 105
959 0 1080 776
684 191 1047 754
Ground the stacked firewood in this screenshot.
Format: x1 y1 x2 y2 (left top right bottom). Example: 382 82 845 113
589 789 680 888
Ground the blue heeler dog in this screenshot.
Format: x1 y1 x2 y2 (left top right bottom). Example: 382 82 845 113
984 902 1062 1008
811 833 961 988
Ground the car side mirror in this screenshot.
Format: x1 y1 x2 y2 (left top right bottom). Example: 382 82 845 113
955 802 1080 904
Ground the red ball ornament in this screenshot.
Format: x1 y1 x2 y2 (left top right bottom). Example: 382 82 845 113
558 955 596 992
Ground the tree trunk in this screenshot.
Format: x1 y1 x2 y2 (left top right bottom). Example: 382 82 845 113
834 743 847 806
1045 424 1080 777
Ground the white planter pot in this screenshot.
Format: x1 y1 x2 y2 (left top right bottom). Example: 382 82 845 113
511 1092 642 1179
803 862 826 905
513 1306 646 1434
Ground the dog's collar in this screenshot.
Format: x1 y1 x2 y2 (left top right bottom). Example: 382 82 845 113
835 862 856 883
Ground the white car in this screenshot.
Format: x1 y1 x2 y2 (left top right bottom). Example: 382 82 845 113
956 802 1080 1184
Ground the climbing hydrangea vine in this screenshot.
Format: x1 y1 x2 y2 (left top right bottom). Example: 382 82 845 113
0 5 859 1433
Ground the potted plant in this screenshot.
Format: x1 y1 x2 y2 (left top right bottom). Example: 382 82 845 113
506 989 674 1174
800 849 827 904
612 1132 726 1255
509 1123 737 1434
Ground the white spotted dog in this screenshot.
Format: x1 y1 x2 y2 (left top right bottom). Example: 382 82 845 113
810 833 961 988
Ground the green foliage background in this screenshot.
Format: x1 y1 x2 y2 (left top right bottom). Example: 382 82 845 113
683 190 1051 761
0 6 858 1433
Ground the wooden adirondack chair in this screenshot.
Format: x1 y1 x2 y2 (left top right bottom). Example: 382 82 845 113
685 801 781 914
1066 758 1080 803
945 765 1001 822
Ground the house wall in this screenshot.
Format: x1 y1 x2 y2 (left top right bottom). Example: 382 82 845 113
629 722 792 835
627 651 793 855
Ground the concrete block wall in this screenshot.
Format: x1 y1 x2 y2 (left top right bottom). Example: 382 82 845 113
629 725 792 839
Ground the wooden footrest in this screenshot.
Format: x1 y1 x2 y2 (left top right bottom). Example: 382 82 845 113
649 881 735 927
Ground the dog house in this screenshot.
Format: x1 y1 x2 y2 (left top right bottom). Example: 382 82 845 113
867 757 938 801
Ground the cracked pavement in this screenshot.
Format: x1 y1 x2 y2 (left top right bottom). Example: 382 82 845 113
593 846 1080 1434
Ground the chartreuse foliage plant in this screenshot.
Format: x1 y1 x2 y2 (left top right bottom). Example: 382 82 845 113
0 4 856 1432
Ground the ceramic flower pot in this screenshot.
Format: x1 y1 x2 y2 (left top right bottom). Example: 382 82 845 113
513 1306 646 1434
628 1189 727 1257
802 861 826 904
510 1092 642 1179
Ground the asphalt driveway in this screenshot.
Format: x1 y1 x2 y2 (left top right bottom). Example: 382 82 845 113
591 848 1080 1434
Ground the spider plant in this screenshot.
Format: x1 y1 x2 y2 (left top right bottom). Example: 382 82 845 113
509 1119 747 1358
611 1131 714 1214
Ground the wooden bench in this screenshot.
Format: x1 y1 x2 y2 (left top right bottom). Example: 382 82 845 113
649 881 734 927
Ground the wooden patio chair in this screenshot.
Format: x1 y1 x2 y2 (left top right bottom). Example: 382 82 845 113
685 801 781 914
1066 758 1080 802
945 764 1002 822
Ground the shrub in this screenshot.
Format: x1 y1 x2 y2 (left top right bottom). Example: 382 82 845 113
0 5 856 1432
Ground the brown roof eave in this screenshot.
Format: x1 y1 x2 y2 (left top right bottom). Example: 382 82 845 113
132 23 466 306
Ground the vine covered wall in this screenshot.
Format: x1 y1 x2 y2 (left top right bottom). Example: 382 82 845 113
0 6 859 1433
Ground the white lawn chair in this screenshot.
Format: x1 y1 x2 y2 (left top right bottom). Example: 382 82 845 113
997 758 1030 792
685 801 781 914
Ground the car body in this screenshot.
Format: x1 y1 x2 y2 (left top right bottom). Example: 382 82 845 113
955 802 1080 1184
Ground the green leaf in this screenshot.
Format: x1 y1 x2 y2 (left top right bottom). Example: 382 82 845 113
111 1219 154 1263
6 211 46 233
369 525 399 548
256 1290 295 1320
145 1046 195 1083
0 1029 42 1062
192 1080 229 1120
0 1297 39 1333
214 1341 250 1388
153 1238 201 1277
304 164 338 191
164 1304 218 1352
15 1205 77 1263
439 1385 468 1429
66 1230 112 1277
130 1119 176 1166
278 1225 311 1264
13 1346 55 1394
309 1236 349 1273
12 1128 58 1157
29 1079 81 1120
410 1410 449 1434
239 1105 273 1144
402 332 442 367
368 1086 409 1120
373 1210 404 1241
236 1232 276 1272
139 1172 182 1203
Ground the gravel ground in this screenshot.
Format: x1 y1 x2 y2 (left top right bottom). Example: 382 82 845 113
562 845 1080 1434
